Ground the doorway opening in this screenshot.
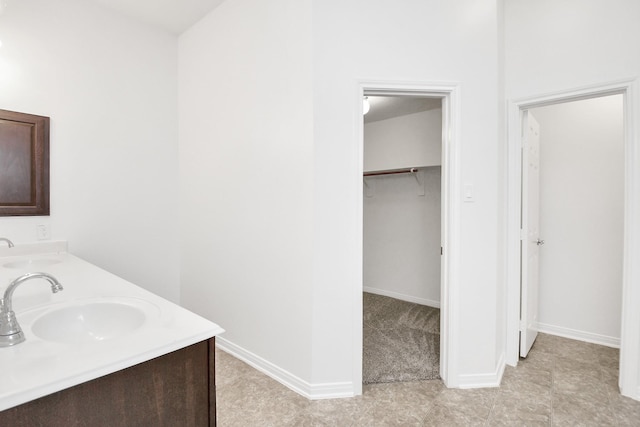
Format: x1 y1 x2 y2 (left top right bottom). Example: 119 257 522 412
362 95 443 385
355 81 462 393
506 80 640 399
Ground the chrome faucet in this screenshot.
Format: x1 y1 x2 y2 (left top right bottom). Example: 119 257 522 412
0 238 14 248
0 273 63 347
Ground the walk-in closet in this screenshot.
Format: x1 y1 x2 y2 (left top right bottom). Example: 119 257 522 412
362 95 443 384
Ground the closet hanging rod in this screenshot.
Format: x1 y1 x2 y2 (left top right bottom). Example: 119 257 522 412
363 167 419 177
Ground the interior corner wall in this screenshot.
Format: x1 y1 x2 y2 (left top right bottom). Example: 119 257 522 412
531 95 624 345
312 0 502 386
178 0 314 385
0 0 180 302
495 0 507 377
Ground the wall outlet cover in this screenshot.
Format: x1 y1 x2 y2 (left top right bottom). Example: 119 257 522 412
36 224 51 240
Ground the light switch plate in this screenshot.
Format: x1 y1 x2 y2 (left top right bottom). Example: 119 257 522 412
464 184 475 202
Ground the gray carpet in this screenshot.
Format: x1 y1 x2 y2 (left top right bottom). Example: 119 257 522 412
363 292 440 384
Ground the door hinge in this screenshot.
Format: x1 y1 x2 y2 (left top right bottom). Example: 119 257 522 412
440 246 443 255
520 229 526 240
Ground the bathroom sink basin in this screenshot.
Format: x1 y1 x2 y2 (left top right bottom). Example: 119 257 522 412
31 301 147 344
3 259 61 270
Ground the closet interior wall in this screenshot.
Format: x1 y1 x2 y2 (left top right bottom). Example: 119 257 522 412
363 103 442 307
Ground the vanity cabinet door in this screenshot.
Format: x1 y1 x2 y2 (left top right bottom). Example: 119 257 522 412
0 338 216 427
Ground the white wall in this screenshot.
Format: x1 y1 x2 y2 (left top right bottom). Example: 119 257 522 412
363 167 441 307
364 109 442 172
505 0 640 99
179 0 314 384
180 0 503 393
0 0 180 301
496 0 507 379
312 0 502 387
531 95 624 346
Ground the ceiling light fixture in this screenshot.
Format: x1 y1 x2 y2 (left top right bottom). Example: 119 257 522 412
363 96 370 115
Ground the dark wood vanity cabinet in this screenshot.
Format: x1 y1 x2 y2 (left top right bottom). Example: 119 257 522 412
0 338 217 427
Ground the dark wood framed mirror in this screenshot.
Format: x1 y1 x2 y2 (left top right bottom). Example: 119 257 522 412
0 109 50 216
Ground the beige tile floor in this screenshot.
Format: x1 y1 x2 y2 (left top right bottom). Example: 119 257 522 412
215 334 640 426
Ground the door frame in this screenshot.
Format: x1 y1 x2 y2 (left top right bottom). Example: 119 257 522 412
505 79 640 399
356 80 461 391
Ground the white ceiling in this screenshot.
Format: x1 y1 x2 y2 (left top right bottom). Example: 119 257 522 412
365 96 442 123
88 0 226 34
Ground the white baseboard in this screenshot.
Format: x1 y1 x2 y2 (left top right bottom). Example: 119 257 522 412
215 337 355 400
457 353 505 389
363 287 440 308
537 322 620 348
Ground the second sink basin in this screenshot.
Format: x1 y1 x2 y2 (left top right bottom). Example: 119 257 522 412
31 300 151 344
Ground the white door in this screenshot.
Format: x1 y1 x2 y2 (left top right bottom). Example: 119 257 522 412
520 111 542 358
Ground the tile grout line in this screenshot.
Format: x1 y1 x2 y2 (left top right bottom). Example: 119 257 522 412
419 400 437 426
549 351 556 426
483 388 500 426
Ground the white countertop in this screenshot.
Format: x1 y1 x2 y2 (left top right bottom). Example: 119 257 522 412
0 241 224 412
